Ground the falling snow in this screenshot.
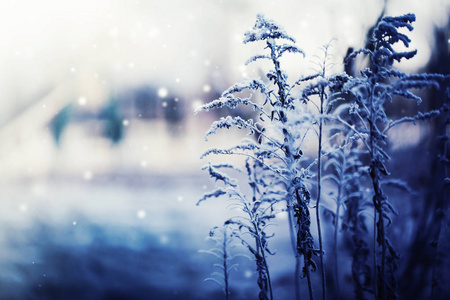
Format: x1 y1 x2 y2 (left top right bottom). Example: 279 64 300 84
137 210 146 219
158 87 168 98
202 85 211 93
0 1 448 300
19 204 28 212
83 171 93 181
78 97 87 106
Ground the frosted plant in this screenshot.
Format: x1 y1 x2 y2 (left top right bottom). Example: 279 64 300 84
197 13 320 300
343 13 446 300
430 89 450 299
200 225 241 300
322 129 371 299
298 41 354 300
224 159 283 300
197 11 449 300
199 159 283 300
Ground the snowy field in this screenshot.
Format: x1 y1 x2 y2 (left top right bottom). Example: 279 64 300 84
0 1 448 299
0 172 300 300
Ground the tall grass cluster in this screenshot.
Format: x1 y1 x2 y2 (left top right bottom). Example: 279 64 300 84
197 13 449 300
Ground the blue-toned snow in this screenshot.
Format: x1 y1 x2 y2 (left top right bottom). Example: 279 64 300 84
0 173 297 300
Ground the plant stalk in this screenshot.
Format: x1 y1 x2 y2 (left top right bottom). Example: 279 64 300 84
269 39 303 300
316 86 326 300
334 182 342 298
368 87 387 300
223 227 230 300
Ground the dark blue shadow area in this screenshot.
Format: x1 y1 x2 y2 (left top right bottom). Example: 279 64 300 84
0 222 229 300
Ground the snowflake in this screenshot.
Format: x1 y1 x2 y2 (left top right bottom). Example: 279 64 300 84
137 210 146 219
158 87 168 98
78 97 87 106
203 85 211 93
83 171 93 180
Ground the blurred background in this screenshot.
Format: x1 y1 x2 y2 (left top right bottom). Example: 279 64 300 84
0 0 448 299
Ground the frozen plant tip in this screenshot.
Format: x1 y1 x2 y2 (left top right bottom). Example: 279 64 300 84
200 225 242 299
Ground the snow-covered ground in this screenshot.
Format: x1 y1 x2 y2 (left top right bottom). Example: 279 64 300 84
0 173 300 299
0 1 448 299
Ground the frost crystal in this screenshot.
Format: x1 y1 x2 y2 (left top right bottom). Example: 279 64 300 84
244 13 295 44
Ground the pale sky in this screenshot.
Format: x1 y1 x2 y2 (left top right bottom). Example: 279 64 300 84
0 0 448 122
